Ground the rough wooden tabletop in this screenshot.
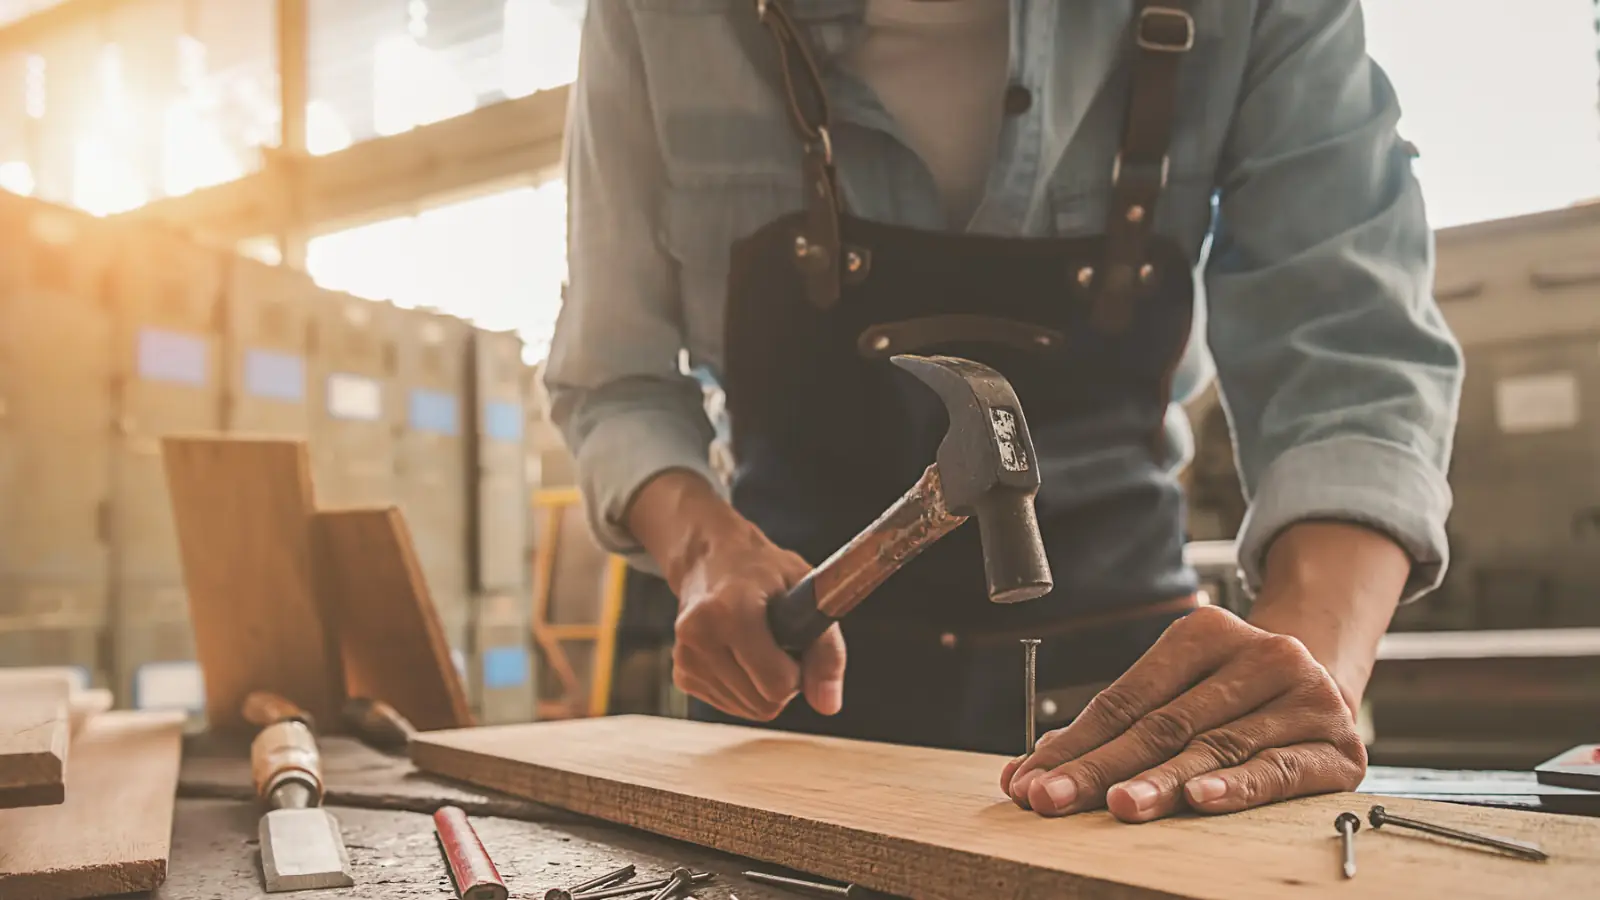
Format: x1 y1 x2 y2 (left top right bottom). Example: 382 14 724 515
169 733 831 900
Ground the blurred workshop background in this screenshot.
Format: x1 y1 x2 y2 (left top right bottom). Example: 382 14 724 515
1 0 1599 769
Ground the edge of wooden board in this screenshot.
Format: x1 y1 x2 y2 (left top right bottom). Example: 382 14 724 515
410 717 1600 900
0 710 186 900
0 678 71 809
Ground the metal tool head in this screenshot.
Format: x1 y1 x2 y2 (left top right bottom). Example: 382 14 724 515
890 354 1053 604
259 808 355 892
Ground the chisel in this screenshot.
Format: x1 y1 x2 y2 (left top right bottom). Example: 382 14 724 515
247 691 356 892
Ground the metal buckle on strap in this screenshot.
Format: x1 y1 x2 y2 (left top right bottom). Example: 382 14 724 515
813 125 834 166
1111 152 1170 189
1136 6 1195 52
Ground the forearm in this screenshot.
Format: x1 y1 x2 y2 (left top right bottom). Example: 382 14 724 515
1245 521 1409 710
627 469 753 592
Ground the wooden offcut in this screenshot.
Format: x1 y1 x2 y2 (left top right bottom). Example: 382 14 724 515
316 507 474 732
162 437 345 732
0 710 184 900
0 676 70 809
412 716 1600 900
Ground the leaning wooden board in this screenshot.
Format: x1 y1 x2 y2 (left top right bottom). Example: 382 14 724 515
0 676 70 809
412 716 1600 900
0 710 184 900
315 507 475 732
162 437 346 732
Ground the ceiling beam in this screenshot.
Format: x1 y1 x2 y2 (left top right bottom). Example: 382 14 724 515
0 0 126 51
120 85 570 243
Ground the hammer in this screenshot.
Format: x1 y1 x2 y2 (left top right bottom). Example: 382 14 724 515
766 354 1054 654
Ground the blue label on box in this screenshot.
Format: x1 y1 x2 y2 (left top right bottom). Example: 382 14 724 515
244 349 306 401
484 400 522 442
136 328 208 385
481 646 530 690
409 389 460 435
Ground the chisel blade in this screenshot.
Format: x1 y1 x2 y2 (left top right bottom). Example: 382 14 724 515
260 807 355 892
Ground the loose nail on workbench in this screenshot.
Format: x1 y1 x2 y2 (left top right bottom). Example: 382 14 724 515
1368 805 1549 862
1334 812 1360 879
569 871 715 900
743 870 867 897
544 863 637 900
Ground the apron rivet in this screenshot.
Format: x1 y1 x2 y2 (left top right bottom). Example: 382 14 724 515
939 632 958 649
794 235 810 258
1077 266 1094 287
1126 204 1146 223
1040 698 1059 717
871 334 891 351
1034 334 1053 347
846 250 863 273
1139 263 1156 283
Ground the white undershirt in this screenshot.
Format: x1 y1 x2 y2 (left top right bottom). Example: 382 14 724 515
845 0 1011 227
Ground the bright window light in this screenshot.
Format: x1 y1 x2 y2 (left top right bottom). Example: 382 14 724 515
306 99 353 156
0 160 34 196
501 0 581 99
1365 0 1600 226
307 180 568 362
372 34 477 136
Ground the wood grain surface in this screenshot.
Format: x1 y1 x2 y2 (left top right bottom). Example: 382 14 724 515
162 437 345 732
412 716 1600 900
315 507 474 732
0 676 70 809
0 710 185 900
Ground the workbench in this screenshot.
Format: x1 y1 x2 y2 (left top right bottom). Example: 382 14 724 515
166 734 825 900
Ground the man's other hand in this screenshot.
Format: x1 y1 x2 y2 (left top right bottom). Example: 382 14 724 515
999 605 1365 822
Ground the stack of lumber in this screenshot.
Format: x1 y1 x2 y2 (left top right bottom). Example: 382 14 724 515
0 669 183 900
412 715 1600 900
160 437 473 734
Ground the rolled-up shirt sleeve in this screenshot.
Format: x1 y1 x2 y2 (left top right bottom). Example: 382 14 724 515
543 1 720 564
1205 0 1465 601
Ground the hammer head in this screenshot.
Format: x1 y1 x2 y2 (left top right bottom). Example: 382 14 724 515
891 354 1053 604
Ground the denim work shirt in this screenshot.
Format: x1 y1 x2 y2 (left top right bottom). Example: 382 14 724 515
544 0 1465 602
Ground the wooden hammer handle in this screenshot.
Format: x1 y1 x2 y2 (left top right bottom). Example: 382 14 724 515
766 465 966 655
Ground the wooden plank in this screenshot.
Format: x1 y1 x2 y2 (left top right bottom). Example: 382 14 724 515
67 689 113 737
0 676 70 809
412 716 1600 900
314 507 474 732
161 437 345 732
0 710 184 900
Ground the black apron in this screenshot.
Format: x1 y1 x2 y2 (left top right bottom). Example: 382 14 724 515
689 0 1204 754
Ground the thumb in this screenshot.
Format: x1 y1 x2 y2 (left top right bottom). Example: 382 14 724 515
801 623 847 716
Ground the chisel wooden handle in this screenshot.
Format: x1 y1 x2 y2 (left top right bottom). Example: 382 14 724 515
243 690 317 731
247 692 326 809
251 720 325 806
344 697 416 751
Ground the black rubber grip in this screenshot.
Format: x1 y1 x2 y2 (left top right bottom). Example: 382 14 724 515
765 572 836 656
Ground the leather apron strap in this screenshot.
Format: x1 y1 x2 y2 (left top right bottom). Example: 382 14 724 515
1093 1 1199 332
751 0 1199 329
753 0 846 310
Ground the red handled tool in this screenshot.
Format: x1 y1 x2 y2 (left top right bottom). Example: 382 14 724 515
434 805 509 900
